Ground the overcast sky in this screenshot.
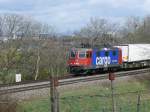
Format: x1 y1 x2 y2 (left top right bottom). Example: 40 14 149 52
0 0 150 33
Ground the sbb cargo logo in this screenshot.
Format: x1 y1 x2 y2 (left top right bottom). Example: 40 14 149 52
96 57 111 66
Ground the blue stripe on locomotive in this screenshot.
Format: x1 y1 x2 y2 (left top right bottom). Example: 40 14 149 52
92 48 119 67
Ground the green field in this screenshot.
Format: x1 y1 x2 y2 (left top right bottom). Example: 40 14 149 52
19 78 150 112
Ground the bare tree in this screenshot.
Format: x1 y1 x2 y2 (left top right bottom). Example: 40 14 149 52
119 16 141 43
74 18 118 47
120 16 150 43
2 14 24 38
0 14 57 82
0 16 3 37
137 16 150 43
34 24 56 80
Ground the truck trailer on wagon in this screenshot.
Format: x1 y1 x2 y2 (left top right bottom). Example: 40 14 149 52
115 44 150 68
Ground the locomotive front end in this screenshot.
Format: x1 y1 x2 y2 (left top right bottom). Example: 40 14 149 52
67 48 92 74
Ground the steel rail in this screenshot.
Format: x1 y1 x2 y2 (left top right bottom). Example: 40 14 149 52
0 68 150 95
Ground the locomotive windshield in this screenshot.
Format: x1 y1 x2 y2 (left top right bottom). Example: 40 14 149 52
79 51 86 58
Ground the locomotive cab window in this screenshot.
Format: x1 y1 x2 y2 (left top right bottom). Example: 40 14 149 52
113 51 116 56
79 51 86 58
105 51 109 56
86 51 92 58
70 51 76 58
96 51 100 57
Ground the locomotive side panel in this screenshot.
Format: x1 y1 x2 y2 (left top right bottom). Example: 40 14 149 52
92 49 121 68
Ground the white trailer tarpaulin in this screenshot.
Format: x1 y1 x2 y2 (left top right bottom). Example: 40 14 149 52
116 44 150 62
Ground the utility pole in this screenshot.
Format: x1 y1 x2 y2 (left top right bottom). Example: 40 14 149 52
109 72 116 112
50 77 59 112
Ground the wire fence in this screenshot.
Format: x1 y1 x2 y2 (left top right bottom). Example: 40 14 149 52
0 90 150 112
59 91 150 112
0 84 150 112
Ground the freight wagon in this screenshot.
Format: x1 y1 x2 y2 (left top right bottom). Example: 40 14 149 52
115 44 150 68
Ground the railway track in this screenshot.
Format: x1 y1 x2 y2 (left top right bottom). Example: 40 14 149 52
0 68 150 95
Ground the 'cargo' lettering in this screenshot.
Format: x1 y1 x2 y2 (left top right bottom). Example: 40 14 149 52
96 57 111 66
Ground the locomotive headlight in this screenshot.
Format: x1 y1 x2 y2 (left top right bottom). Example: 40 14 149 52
75 62 79 65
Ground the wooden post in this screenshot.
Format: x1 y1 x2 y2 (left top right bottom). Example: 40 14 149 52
137 94 141 112
109 72 116 112
50 77 59 112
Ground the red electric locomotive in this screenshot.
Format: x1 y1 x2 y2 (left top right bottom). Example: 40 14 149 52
67 47 122 74
67 48 92 74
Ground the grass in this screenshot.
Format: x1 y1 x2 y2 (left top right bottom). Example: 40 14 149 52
18 78 150 112
18 98 50 112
